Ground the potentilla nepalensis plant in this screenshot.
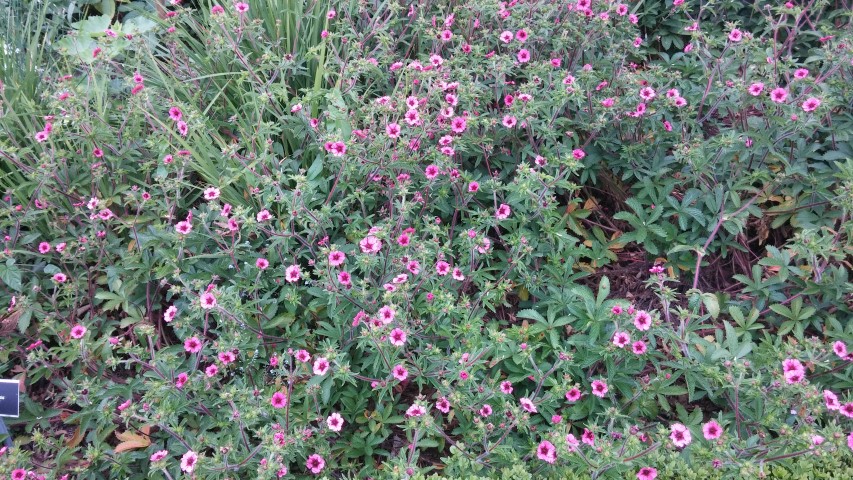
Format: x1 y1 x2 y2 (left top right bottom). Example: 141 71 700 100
0 0 851 479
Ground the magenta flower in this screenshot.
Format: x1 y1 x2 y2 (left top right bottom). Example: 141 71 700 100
536 440 557 463
670 423 692 448
702 420 722 440
637 467 658 480
313 357 330 376
326 412 344 432
392 364 408 381
306 454 325 474
200 292 217 309
389 328 407 346
591 380 608 398
180 451 198 473
70 324 87 339
184 336 202 353
285 265 301 283
270 392 287 408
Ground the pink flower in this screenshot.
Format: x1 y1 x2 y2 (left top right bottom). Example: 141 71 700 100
205 364 218 377
801 97 821 112
728 29 743 42
175 221 192 235
306 454 325 474
169 107 183 121
748 82 764 96
536 440 557 463
203 187 220 200
150 450 169 462
572 149 586 160
782 358 805 384
359 235 382 253
794 68 809 79
500 381 513 394
10 470 26 480
833 341 848 359
217 351 235 364
378 305 396 323
313 357 330 375
519 397 537 413
184 336 202 353
502 115 517 128
495 204 512 220
180 451 198 473
386 122 401 138
702 420 722 440
328 250 346 266
256 258 269 270
841 402 853 418
591 380 608 398
285 265 301 283
468 181 479 192
450 116 467 133
479 404 493 417
211 5 224 15
175 372 189 389
565 433 580 451
637 467 658 480
38 241 51 254
824 390 840 410
670 423 692 448
612 331 631 348
406 403 426 417
517 49 530 63
256 209 273 222
337 271 352 286
326 412 344 432
389 328 407 346
435 397 451 413
632 341 647 355
200 292 217 309
295 350 311 363
392 364 409 381
270 392 287 408
633 311 652 331
565 387 582 402
770 87 788 103
499 31 513 43
582 428 595 446
848 432 853 452
424 165 440 179
234 2 249 14
53 272 68 283
611 305 623 315
70 324 87 339
435 261 451 276
516 29 528 42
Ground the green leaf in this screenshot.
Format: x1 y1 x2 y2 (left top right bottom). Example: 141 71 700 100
516 309 546 323
0 259 23 291
702 293 720 319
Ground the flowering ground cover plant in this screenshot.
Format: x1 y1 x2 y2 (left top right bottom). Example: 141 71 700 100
0 0 852 478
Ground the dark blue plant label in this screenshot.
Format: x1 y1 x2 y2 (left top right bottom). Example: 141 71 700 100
0 380 19 417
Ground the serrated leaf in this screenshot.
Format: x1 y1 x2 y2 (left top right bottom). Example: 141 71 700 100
114 425 151 453
0 259 22 291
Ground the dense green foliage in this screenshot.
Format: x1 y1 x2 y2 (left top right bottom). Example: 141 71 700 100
0 0 851 478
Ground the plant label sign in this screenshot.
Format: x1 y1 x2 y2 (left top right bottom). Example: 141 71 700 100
0 379 19 417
